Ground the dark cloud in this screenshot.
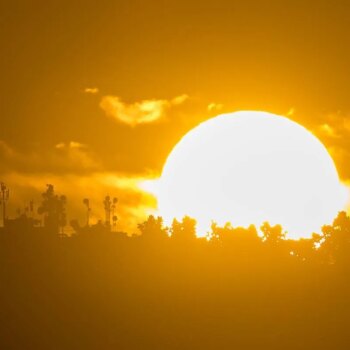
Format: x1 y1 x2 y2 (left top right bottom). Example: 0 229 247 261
0 140 157 233
0 141 101 175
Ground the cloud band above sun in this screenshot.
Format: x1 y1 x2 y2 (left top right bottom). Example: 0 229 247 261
100 94 189 126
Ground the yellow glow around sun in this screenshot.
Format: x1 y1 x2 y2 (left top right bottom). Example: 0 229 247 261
156 111 348 239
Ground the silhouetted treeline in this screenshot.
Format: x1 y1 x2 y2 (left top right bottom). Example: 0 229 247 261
1 184 350 349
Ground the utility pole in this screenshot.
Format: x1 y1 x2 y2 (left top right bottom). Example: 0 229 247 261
0 182 9 227
83 198 91 226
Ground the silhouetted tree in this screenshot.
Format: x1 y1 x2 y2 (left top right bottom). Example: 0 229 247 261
209 222 234 243
138 215 168 240
37 184 67 234
260 222 285 245
2 187 350 350
320 211 350 264
170 216 197 242
287 237 316 261
210 222 260 253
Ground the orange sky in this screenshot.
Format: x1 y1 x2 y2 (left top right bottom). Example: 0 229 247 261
1 1 350 232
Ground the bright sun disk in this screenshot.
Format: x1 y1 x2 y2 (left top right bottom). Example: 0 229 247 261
155 111 348 239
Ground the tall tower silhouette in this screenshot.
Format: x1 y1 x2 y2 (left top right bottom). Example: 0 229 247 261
0 183 9 227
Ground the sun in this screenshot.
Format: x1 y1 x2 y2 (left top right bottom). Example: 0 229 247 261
156 111 348 239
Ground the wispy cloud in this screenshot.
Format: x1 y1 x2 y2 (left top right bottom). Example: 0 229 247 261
207 102 224 113
287 107 295 117
312 113 350 182
100 94 189 126
55 141 87 150
84 87 99 94
314 113 350 139
0 140 100 175
317 123 339 138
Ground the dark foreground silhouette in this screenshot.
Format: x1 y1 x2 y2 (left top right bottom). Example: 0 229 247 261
1 184 350 349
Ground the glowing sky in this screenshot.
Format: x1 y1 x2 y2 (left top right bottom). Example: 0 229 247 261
1 1 350 232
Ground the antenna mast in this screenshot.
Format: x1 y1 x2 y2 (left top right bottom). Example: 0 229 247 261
0 182 9 227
